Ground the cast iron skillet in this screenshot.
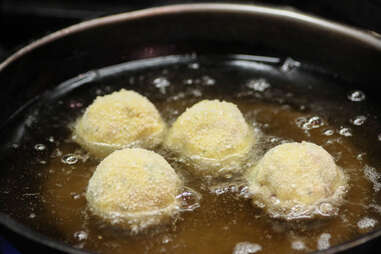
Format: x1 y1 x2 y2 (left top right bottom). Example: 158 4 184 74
1 3 381 254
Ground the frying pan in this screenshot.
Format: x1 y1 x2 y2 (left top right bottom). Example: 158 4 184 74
1 3 381 254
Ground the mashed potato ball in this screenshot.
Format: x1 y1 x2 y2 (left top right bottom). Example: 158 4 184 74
86 148 183 232
247 141 347 219
74 89 166 158
165 100 255 177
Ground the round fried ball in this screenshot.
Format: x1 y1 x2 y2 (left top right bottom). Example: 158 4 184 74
86 148 183 232
165 100 255 177
247 141 347 219
74 89 166 158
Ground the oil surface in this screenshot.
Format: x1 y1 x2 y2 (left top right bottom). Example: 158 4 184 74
1 55 381 254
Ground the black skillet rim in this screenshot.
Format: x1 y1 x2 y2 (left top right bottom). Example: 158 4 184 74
1 3 381 254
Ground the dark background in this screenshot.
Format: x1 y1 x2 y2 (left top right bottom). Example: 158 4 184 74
1 0 381 62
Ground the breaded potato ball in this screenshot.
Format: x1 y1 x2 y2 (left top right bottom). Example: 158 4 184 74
86 148 183 232
165 100 255 177
73 89 166 158
247 142 347 219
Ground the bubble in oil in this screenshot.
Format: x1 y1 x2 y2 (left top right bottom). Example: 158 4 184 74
350 115 367 126
71 192 81 200
347 90 366 102
69 101 83 109
246 78 270 92
153 77 170 94
74 231 88 241
357 217 377 230
188 62 200 69
370 204 381 214
378 133 381 141
161 235 173 244
34 144 46 151
200 75 216 86
191 89 202 97
317 202 337 216
286 204 313 219
363 165 381 192
338 127 352 137
268 136 281 143
176 187 202 212
270 196 281 205
183 78 193 85
295 116 324 130
233 242 262 254
95 88 103 95
169 92 186 101
25 114 37 127
61 154 79 165
291 240 306 251
356 153 366 161
209 181 248 197
128 76 135 85
239 186 251 198
317 233 331 250
323 129 334 136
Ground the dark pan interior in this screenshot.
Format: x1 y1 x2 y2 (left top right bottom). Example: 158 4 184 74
0 3 381 254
